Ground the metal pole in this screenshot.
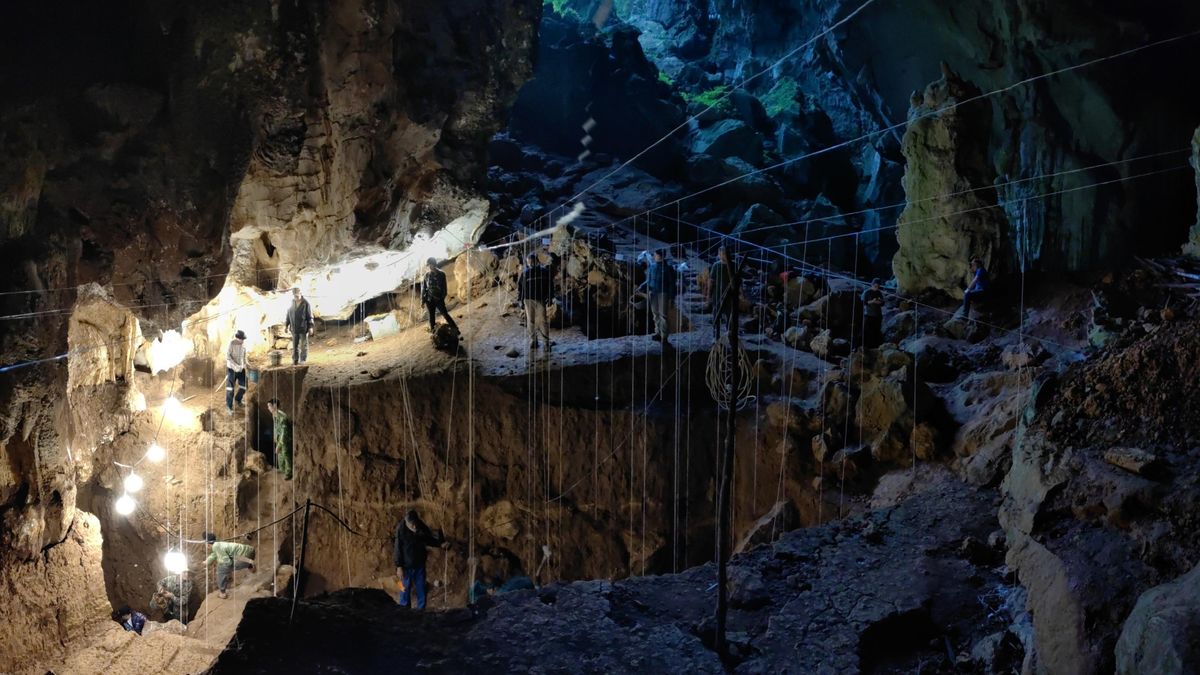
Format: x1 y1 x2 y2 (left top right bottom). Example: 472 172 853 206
714 263 742 659
289 498 312 625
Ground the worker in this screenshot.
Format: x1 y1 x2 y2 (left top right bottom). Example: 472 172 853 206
638 249 678 344
150 570 193 623
421 257 458 334
267 398 292 480
517 252 553 352
112 606 147 635
469 575 500 604
709 245 735 338
225 330 247 415
861 278 884 349
962 257 989 317
285 287 314 365
393 509 447 610
202 532 256 599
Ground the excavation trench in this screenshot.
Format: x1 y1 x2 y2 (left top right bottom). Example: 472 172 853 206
249 340 821 604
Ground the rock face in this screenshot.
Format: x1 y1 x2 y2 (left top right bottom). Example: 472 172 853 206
893 66 1007 295
1000 319 1200 674
1116 561 1200 675
610 0 1200 277
1185 125 1200 256
0 1 540 668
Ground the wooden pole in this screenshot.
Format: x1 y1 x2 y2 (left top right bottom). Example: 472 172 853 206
714 264 742 659
289 498 312 625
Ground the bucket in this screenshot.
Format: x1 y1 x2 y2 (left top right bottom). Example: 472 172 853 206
268 350 282 367
248 368 261 384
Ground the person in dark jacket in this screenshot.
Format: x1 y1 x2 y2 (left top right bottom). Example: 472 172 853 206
637 249 678 344
285 287 314 365
112 605 147 635
861 278 885 349
421 257 458 334
517 252 553 351
393 509 446 610
708 245 735 338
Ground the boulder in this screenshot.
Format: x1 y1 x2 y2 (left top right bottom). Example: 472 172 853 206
689 118 762 164
1000 342 1048 370
1116 561 1200 674
883 310 916 343
453 247 499 301
1103 447 1161 478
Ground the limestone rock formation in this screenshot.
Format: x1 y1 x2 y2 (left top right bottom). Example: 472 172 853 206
1116 561 1200 674
1185 125 1200 256
893 66 1008 295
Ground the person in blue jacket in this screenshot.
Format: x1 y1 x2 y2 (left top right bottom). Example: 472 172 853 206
112 605 147 635
962 257 989 316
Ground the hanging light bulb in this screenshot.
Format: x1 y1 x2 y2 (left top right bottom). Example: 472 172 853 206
146 443 166 463
163 550 188 574
123 472 144 493
114 494 136 516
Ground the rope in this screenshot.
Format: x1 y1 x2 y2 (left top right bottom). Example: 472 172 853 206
706 333 755 412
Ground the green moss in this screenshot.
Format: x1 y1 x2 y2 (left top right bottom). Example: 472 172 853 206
545 0 582 20
762 77 798 117
682 85 732 112
657 71 674 87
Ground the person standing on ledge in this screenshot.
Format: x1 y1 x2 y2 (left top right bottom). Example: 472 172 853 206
861 278 885 349
267 398 293 480
638 249 678 345
961 257 989 317
203 532 256 599
393 509 447 610
518 251 553 352
285 287 314 365
225 330 247 415
708 245 735 339
422 257 458 334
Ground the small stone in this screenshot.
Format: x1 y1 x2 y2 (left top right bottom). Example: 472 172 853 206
1104 447 1161 477
506 347 520 358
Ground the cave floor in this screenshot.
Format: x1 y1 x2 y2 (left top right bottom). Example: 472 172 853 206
207 467 1012 674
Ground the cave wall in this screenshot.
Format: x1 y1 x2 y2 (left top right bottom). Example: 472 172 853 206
0 0 540 667
531 0 1200 284
261 349 827 603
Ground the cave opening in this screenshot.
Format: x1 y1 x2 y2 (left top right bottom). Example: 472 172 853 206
6 0 1200 672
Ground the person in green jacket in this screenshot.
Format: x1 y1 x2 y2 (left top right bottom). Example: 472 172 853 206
267 398 293 480
203 532 256 599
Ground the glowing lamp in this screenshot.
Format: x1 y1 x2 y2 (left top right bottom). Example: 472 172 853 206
115 494 136 516
123 473 144 493
163 550 188 574
146 443 166 463
163 395 191 426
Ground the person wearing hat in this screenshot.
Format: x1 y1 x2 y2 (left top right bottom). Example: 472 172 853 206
393 509 447 610
225 330 248 414
285 287 314 365
421 257 458 334
861 278 885 349
202 532 256 599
